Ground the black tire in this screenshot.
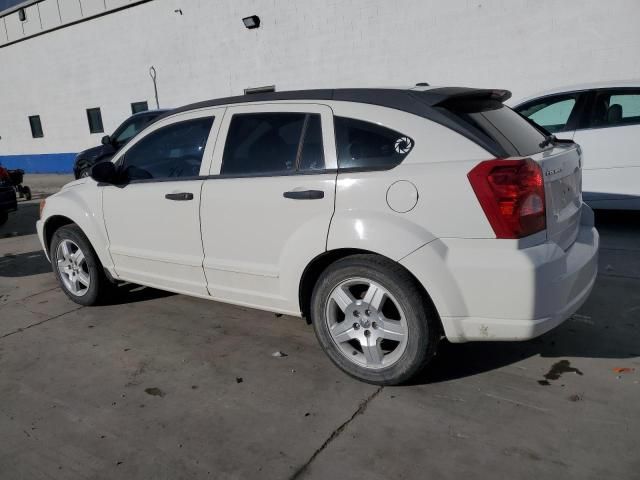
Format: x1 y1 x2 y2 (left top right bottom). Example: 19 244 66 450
50 224 111 306
311 254 440 385
0 210 8 226
23 186 32 201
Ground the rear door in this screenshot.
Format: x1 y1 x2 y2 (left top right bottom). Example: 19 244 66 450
572 88 640 208
200 103 337 314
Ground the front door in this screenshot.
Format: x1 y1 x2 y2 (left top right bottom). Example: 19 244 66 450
200 104 337 314
102 113 218 296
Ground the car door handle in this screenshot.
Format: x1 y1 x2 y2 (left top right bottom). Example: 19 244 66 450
283 190 324 200
165 192 194 201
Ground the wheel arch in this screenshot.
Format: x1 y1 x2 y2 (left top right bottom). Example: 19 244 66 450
298 248 443 335
43 215 75 255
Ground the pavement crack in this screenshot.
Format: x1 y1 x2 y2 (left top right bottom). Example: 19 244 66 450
0 286 59 309
289 386 383 480
0 306 83 340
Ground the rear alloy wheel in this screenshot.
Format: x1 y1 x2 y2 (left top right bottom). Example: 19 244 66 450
50 224 110 306
311 254 439 385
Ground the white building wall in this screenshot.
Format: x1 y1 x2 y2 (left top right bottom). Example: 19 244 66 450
0 0 639 170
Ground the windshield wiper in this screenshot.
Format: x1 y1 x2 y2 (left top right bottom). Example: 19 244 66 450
539 134 556 149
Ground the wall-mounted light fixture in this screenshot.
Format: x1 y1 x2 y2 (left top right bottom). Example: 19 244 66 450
242 15 260 29
18 8 26 21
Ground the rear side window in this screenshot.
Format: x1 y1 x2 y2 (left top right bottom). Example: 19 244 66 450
221 113 325 175
334 117 414 170
445 101 546 157
121 117 214 181
587 89 640 128
516 94 579 133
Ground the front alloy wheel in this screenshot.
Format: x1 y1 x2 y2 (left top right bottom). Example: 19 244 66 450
56 239 91 296
50 224 111 306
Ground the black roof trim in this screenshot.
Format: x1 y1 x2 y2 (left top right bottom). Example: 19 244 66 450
158 87 514 157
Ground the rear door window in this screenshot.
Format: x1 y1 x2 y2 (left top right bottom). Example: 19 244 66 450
586 89 640 128
221 113 325 175
334 117 414 170
121 117 214 181
515 94 579 133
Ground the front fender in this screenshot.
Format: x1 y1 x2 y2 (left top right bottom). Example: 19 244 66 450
41 184 114 272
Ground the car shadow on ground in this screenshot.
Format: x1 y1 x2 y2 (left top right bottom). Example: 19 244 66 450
0 248 174 304
0 201 40 238
102 282 176 305
0 250 51 276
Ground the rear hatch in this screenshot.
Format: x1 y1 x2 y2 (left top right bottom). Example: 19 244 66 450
435 93 582 249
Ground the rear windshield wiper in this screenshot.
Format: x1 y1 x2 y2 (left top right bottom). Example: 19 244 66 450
539 134 556 149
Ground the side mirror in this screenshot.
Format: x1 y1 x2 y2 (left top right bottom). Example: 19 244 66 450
91 161 117 184
101 135 112 145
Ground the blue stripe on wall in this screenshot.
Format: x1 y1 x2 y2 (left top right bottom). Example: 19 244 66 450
0 153 76 173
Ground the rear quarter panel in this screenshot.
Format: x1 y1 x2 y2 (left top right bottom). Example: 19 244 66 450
326 102 496 260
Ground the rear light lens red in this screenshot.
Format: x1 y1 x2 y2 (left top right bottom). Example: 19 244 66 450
468 158 546 239
0 167 9 181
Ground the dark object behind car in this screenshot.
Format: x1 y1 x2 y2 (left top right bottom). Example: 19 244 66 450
0 166 18 226
73 109 169 179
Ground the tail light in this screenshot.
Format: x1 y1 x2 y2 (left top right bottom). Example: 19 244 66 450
468 158 546 239
0 167 9 182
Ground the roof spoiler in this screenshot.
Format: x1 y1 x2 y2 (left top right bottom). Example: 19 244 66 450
424 87 512 107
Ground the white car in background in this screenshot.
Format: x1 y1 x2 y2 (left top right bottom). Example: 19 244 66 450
512 80 640 210
37 86 599 385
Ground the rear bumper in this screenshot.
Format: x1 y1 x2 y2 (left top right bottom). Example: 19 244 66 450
0 186 17 211
401 206 599 342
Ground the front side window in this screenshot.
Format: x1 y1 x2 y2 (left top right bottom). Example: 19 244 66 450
587 89 640 128
516 94 579 133
334 117 414 170
221 113 325 175
120 117 214 181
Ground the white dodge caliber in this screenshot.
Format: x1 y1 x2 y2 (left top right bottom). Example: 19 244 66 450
37 86 599 385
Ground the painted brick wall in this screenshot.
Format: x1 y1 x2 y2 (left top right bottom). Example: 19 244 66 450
0 0 639 172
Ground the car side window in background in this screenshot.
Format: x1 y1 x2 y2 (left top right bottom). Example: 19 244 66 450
515 94 578 133
112 117 150 148
121 117 214 181
221 113 325 175
588 89 640 128
334 116 414 170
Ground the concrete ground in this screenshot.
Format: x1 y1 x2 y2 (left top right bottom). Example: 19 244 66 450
0 175 638 480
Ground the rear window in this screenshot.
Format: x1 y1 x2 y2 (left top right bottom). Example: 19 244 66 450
444 101 547 157
335 117 414 170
